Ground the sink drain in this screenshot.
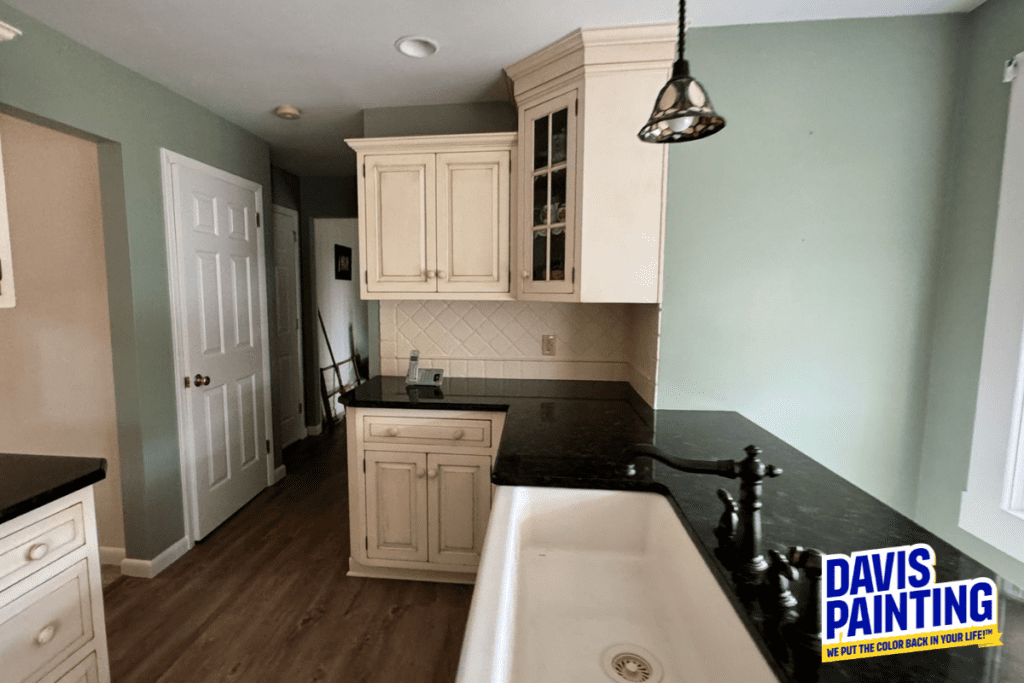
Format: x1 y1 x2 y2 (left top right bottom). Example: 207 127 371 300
601 644 664 683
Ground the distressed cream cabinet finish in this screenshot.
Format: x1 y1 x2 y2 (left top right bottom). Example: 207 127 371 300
0 126 15 308
347 408 505 584
347 133 516 300
0 486 110 683
506 24 676 303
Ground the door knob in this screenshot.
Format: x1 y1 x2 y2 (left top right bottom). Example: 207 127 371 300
194 374 211 386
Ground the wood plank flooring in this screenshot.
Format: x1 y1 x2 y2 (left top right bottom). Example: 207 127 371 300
103 423 473 683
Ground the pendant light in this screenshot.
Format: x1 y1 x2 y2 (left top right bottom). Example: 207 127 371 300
638 0 725 143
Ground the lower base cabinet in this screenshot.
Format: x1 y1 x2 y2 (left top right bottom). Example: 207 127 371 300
348 408 504 583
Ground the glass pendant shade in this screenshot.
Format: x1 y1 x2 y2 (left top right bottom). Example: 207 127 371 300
638 62 725 142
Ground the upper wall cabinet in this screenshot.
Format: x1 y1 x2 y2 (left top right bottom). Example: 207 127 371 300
0 127 15 308
506 24 676 304
348 133 516 300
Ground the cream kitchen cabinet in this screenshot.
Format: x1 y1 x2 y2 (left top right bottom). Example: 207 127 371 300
0 486 110 683
347 408 505 583
0 125 15 308
347 133 516 300
506 24 677 304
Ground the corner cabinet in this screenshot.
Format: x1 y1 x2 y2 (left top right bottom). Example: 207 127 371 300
506 24 677 303
346 408 505 584
347 133 516 300
0 126 15 308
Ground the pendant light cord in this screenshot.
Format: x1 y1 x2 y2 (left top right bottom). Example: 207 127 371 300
673 0 690 78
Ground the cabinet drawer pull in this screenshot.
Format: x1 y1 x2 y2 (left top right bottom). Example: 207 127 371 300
452 430 464 440
36 623 58 646
387 428 398 437
416 466 425 478
27 543 49 561
428 467 438 479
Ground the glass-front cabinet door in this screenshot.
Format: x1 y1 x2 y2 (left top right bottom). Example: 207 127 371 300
520 90 576 296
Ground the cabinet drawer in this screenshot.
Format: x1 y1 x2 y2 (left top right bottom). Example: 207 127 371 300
364 416 491 448
0 504 85 594
43 650 99 683
0 560 94 683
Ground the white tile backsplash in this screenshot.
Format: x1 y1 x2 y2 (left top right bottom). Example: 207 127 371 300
378 299 660 404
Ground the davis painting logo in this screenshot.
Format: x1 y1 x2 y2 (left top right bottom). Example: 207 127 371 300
822 543 1002 662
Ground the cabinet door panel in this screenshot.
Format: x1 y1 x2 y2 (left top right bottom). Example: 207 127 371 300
427 453 491 566
364 154 436 292
365 451 428 562
520 91 577 297
436 151 510 293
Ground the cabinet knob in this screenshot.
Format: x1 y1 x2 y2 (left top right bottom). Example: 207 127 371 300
416 466 425 478
452 429 464 440
521 270 529 279
426 270 436 279
27 543 49 561
437 270 447 279
36 623 57 646
428 467 438 479
387 428 398 437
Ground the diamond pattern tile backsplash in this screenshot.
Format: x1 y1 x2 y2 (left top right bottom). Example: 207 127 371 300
379 300 660 404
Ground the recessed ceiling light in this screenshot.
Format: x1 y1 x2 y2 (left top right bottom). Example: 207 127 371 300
395 36 439 58
274 105 301 120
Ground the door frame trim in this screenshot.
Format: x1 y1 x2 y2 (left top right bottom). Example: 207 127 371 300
159 148 276 548
271 204 306 448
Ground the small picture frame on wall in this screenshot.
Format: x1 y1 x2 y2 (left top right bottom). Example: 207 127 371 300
335 245 352 281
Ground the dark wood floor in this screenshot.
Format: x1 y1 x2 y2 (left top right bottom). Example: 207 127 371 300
103 422 474 683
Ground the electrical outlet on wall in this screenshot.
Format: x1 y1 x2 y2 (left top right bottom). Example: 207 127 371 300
542 335 556 356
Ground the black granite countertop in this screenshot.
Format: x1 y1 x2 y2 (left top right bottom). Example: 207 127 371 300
0 453 107 525
342 376 1024 682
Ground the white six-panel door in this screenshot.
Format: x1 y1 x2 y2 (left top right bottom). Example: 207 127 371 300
171 159 269 540
271 205 305 448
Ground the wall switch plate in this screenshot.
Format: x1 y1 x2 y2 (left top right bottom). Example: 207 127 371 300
542 335 556 356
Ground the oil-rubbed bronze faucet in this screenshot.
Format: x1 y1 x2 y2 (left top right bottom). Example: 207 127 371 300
624 443 782 582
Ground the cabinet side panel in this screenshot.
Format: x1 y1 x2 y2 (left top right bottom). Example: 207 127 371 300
579 68 669 303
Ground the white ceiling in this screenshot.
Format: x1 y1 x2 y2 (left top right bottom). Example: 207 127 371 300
6 0 986 176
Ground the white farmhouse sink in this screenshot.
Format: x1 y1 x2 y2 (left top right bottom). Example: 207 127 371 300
456 486 780 683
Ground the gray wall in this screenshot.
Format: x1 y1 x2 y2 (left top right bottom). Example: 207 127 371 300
362 102 515 138
656 16 961 521
916 0 1024 588
0 1 274 560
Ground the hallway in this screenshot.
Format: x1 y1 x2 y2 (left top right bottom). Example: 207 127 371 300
102 424 473 682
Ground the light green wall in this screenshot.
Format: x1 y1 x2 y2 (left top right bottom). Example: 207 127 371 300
916 0 1024 589
0 2 273 559
657 16 961 518
362 102 516 138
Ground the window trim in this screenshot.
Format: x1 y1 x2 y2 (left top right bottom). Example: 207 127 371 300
960 51 1024 563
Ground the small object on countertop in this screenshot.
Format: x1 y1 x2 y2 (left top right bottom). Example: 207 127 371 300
410 367 445 386
405 350 420 384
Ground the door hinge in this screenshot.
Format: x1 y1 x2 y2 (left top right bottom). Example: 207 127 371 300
365 536 369 550
362 460 366 473
184 376 191 388
265 439 270 453
364 271 368 285
575 99 578 115
362 163 366 177
572 267 576 283
256 213 261 228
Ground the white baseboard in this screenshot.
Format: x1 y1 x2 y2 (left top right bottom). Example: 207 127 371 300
273 464 287 484
120 537 189 579
99 546 126 566
307 422 322 436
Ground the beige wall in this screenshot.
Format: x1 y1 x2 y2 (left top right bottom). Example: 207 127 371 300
0 113 124 552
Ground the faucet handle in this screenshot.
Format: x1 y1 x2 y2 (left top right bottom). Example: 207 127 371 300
715 488 739 544
787 546 822 576
763 549 799 612
766 464 783 478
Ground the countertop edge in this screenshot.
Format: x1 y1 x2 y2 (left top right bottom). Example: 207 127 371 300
0 459 107 526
